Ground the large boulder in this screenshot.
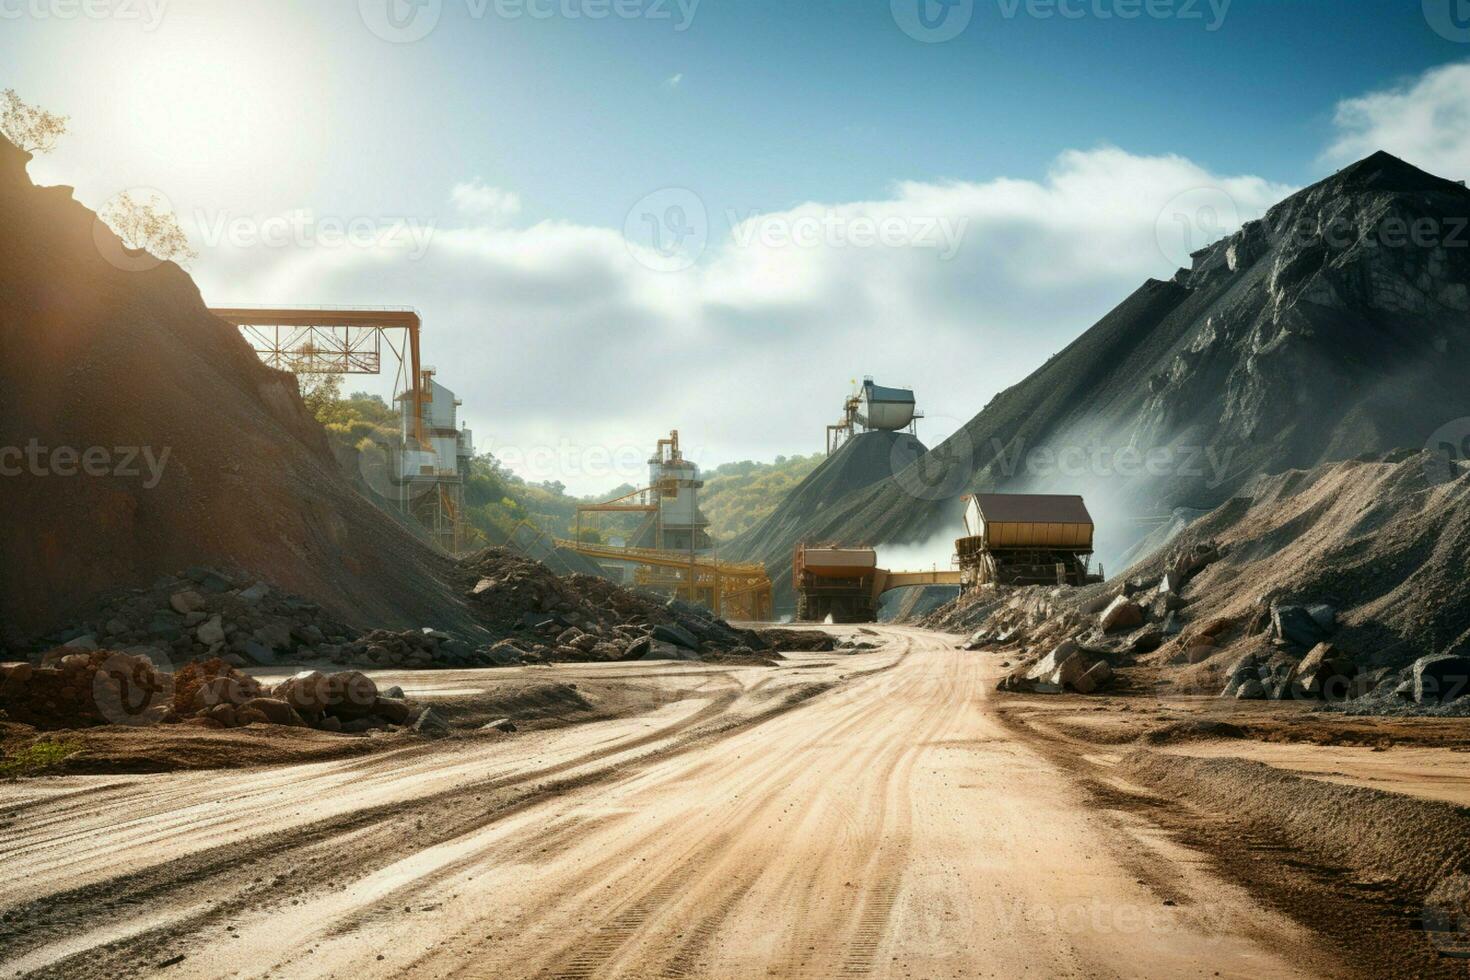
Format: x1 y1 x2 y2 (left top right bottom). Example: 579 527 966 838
1071 660 1113 694
1411 654 1470 705
190 674 259 712
621 635 653 660
237 697 306 727
196 615 226 646
1220 654 1260 698
1099 597 1145 633
1235 677 1267 700
324 670 378 720
1023 640 1081 683
1295 643 1357 700
483 642 524 666
272 671 331 719
169 590 206 615
1271 604 1335 648
1048 653 1090 689
413 706 451 737
652 623 700 650
374 696 413 725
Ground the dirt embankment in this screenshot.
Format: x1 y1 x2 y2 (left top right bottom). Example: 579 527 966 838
0 136 473 640
994 693 1470 978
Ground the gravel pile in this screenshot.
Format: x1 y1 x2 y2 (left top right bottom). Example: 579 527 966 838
925 452 1470 714
8 549 790 677
453 547 775 664
11 566 365 670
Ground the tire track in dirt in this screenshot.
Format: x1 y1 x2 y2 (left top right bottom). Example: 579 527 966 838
432 647 924 979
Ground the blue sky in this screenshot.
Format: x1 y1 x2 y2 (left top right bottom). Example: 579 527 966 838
5 1 1470 492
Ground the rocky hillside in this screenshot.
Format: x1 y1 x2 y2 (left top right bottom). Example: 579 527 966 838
931 450 1470 713
791 152 1470 564
725 430 926 611
0 137 475 638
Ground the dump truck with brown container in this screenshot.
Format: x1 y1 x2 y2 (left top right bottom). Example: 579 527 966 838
955 493 1103 589
793 545 880 623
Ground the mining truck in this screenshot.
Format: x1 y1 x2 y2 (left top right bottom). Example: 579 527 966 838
954 493 1104 590
793 545 880 623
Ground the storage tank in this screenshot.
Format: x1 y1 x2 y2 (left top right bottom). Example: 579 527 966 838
855 379 917 432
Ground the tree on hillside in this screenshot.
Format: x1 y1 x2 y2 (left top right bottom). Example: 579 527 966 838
99 190 197 264
1 89 68 154
298 370 344 422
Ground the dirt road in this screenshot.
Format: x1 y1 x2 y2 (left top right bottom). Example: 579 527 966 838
1 627 1338 979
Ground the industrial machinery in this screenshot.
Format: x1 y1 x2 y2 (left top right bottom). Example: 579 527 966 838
392 368 473 554
825 377 924 455
211 306 470 553
562 430 773 620
794 545 880 623
793 545 962 623
954 493 1104 589
555 538 773 620
633 430 712 552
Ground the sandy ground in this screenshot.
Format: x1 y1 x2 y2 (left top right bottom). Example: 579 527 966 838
0 628 1368 979
1156 740 1470 807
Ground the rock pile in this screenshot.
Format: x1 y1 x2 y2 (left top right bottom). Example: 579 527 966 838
452 548 773 664
952 540 1226 697
0 650 171 728
176 660 415 734
931 460 1470 714
997 639 1114 695
14 567 362 671
0 651 423 735
10 551 788 677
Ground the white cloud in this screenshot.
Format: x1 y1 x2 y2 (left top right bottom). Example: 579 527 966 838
183 62 1470 499
664 73 684 89
192 147 1292 496
1324 61 1470 180
450 179 522 222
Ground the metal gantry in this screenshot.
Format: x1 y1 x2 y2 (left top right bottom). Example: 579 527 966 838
209 306 428 445
211 305 469 553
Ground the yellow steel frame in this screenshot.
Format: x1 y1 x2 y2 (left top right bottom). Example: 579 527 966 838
554 539 773 621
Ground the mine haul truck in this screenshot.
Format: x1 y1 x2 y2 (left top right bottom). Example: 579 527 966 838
793 545 880 623
955 493 1103 590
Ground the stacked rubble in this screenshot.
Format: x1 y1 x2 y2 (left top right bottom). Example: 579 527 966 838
8 553 780 674
0 651 424 735
12 567 364 671
0 650 170 728
931 453 1470 715
968 542 1225 696
171 659 417 734
452 548 773 665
